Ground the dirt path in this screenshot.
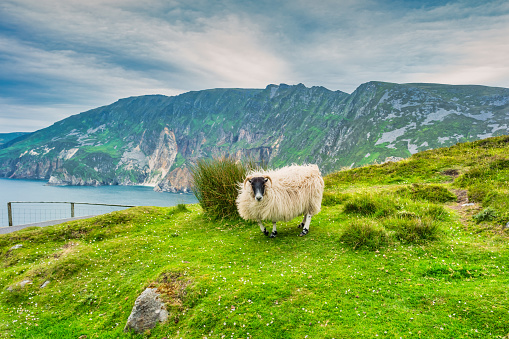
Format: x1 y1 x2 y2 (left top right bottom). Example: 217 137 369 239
446 189 479 225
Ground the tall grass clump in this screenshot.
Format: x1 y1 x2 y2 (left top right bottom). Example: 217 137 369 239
190 156 259 219
321 191 349 206
384 217 439 243
343 192 396 217
397 184 457 203
339 218 389 250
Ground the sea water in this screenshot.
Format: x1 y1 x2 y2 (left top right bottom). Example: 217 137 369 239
0 178 197 227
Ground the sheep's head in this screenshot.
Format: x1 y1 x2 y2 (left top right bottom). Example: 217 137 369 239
244 176 272 201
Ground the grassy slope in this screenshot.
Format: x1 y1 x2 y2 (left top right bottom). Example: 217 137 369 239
1 136 508 338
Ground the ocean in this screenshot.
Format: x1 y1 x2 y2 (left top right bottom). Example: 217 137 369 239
0 178 197 227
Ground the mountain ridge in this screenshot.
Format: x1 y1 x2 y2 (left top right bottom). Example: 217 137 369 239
0 81 508 192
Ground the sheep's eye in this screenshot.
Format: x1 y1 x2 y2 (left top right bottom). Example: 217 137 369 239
248 179 252 184
263 178 269 183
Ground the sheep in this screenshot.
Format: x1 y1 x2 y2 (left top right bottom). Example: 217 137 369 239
236 164 324 237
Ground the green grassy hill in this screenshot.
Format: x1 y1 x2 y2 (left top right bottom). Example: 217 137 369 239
1 136 508 338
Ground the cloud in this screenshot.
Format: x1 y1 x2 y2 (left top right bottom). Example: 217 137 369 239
282 0 509 91
0 99 89 133
1 0 509 132
1 0 289 90
0 0 292 131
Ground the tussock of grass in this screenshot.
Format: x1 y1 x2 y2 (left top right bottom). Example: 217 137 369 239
331 189 443 249
321 191 348 206
339 218 389 250
190 156 259 219
384 217 439 243
397 183 457 203
343 192 396 217
466 185 488 202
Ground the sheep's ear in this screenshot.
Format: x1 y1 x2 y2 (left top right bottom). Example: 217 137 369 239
243 176 252 190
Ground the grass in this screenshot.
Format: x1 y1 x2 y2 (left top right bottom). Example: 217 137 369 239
0 136 508 338
190 156 261 220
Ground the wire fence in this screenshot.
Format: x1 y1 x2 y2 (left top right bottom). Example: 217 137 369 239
1 202 136 227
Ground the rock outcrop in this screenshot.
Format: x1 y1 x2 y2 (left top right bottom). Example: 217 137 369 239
124 288 168 334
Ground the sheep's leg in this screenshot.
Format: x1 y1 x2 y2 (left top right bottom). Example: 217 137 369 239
299 213 312 237
269 221 277 238
297 214 307 228
258 220 269 236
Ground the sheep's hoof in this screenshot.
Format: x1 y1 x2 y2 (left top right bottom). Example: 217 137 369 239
299 229 309 237
297 223 304 228
263 230 269 236
269 231 277 238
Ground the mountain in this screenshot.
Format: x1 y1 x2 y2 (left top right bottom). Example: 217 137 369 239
0 132 31 146
0 81 508 192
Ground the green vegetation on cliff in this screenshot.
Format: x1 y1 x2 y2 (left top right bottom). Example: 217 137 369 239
0 82 507 192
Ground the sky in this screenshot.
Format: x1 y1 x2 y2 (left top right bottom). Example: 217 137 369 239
1 0 509 133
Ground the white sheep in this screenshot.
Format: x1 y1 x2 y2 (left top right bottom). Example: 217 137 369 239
236 164 324 237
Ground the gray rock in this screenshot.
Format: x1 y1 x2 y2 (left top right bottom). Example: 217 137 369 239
7 279 32 291
10 244 23 250
504 222 509 230
382 156 405 164
19 279 31 288
40 280 50 288
124 288 168 333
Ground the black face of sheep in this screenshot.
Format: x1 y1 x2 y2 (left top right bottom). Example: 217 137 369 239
248 177 269 201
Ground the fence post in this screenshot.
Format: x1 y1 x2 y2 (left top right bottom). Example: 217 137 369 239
8 202 13 226
71 202 75 218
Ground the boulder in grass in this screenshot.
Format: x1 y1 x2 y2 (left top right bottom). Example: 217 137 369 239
6 279 32 291
124 288 168 333
382 156 404 164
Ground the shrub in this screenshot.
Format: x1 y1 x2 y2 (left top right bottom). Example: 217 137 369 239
190 156 259 219
339 218 389 250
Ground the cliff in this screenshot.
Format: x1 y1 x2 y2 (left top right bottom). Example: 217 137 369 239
0 82 508 192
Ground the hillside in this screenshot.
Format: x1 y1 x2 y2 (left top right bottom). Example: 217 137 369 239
0 82 508 192
0 133 30 146
0 136 508 338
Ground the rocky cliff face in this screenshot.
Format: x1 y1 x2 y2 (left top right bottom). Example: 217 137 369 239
0 82 508 192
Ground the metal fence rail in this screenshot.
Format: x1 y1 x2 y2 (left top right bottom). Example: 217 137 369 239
4 201 136 227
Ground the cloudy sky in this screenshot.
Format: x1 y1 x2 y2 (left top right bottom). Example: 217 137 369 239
1 0 508 133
